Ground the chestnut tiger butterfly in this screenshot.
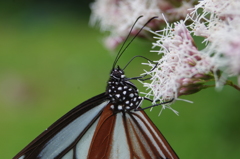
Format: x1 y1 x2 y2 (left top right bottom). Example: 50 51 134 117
13 16 179 159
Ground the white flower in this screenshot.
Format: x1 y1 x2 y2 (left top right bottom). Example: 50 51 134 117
141 0 240 114
190 0 240 86
142 20 213 113
90 0 196 49
90 0 163 36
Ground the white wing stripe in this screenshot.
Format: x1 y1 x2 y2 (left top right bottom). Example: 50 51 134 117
110 113 130 159
75 118 99 159
62 149 73 159
134 111 173 159
38 101 109 158
125 113 154 158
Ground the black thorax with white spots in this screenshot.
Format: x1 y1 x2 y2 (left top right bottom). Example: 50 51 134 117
106 66 143 112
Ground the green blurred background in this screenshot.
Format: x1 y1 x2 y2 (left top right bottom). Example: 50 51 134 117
0 1 240 159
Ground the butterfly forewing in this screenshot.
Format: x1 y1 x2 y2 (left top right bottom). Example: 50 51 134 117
14 93 109 159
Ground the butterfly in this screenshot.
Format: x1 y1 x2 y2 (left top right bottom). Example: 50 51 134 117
13 16 179 159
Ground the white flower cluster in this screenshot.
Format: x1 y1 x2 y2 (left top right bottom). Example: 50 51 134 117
143 0 240 111
90 0 195 49
90 0 163 35
190 0 240 86
142 21 212 110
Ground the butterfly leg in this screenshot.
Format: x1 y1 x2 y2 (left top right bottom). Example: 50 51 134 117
135 97 174 111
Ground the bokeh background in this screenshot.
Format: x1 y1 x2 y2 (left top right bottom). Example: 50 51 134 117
1 1 240 158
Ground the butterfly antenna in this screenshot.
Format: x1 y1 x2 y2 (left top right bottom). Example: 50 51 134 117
112 16 158 69
112 15 143 69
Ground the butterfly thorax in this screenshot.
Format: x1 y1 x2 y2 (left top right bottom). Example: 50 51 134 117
106 66 143 112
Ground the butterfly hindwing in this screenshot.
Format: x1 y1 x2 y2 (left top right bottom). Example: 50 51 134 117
124 110 178 159
86 104 178 159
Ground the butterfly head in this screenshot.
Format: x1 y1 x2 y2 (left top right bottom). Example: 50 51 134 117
110 66 125 81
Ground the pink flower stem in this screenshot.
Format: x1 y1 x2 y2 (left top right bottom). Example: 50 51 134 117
225 80 240 91
201 80 240 91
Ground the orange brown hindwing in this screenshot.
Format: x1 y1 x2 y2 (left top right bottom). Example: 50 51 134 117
87 104 116 159
123 110 178 159
87 103 178 159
